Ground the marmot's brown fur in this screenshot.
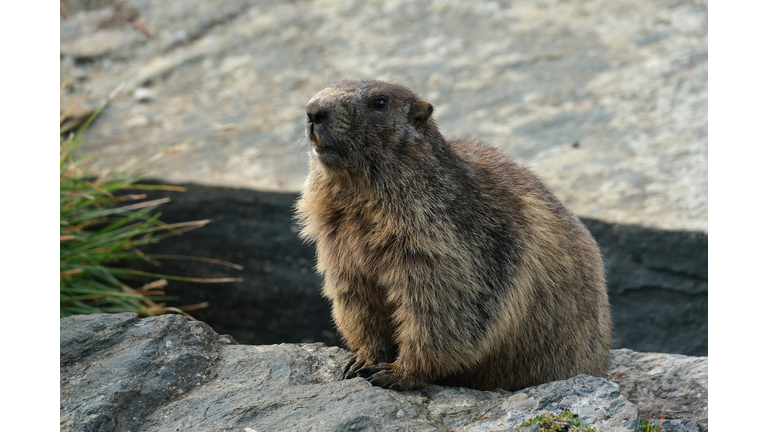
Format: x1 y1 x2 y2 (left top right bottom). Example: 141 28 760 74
295 79 612 392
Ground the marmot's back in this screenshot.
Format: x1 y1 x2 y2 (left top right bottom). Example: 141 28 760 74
296 79 612 392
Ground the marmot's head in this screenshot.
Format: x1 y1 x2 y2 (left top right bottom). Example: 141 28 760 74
305 80 436 174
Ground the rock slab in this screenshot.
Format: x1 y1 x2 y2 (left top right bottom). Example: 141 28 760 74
60 0 707 233
61 313 708 432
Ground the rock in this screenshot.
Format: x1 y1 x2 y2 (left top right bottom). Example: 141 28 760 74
132 87 156 103
581 218 707 356
607 349 708 432
645 419 700 432
60 92 96 130
63 313 681 431
59 0 707 233
60 313 236 432
134 182 707 357
61 28 145 60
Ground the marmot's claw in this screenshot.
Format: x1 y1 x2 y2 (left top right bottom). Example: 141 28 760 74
365 368 422 391
355 363 388 378
341 355 363 379
341 354 384 379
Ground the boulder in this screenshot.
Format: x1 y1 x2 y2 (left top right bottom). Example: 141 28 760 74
61 313 707 431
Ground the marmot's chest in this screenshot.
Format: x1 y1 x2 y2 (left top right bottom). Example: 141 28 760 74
326 204 391 246
320 196 453 260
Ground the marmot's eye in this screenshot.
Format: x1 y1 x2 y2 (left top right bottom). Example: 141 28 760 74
372 97 387 110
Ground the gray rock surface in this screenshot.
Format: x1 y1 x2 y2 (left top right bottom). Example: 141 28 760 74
133 182 706 356
60 313 712 431
59 0 707 233
607 349 708 432
646 420 700 432
60 313 236 432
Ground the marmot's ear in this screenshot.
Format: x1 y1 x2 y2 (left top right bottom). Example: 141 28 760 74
411 100 433 127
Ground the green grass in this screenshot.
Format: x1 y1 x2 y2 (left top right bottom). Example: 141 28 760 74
637 419 663 432
60 83 242 318
517 410 602 432
637 403 669 432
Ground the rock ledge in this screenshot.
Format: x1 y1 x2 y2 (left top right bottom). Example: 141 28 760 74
60 313 707 431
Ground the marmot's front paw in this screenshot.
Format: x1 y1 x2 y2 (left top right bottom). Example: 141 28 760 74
359 363 425 391
341 352 382 380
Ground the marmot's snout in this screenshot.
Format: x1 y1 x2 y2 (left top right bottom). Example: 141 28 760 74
306 103 330 149
306 109 326 125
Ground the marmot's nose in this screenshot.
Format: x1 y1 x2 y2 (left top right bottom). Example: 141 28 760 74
306 108 328 124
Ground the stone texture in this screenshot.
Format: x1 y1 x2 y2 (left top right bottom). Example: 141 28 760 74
647 420 700 432
60 313 236 432
63 313 697 432
582 218 707 356
607 348 708 432
59 0 707 233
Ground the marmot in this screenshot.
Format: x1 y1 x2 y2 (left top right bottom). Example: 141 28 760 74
295 79 612 392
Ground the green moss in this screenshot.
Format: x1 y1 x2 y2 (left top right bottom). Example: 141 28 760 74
517 410 602 432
